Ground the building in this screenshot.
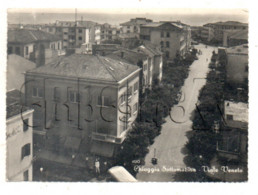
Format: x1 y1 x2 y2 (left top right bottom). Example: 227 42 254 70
120 18 153 39
133 44 163 83
225 44 248 87
106 48 152 93
217 100 248 162
6 89 34 181
94 23 121 44
140 21 191 62
8 29 63 66
24 54 141 159
7 54 36 93
223 29 248 47
204 21 248 44
42 20 98 48
200 26 215 42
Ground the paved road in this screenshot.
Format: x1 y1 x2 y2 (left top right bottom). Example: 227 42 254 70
136 44 217 182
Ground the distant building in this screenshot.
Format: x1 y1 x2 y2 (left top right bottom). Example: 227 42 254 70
6 90 34 181
225 44 248 87
25 54 141 158
223 29 248 47
204 21 248 44
140 21 191 62
200 26 215 42
120 18 153 39
106 48 152 93
8 29 63 66
7 54 36 93
42 20 98 48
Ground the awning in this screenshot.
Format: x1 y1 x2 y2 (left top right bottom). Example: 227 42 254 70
90 141 115 158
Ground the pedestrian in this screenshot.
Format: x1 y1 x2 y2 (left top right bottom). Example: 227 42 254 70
95 158 100 176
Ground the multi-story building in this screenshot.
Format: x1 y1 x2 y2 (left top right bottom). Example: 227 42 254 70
8 29 63 66
140 21 191 62
225 44 248 88
106 48 152 93
133 44 163 83
200 26 215 42
42 20 98 48
6 89 34 181
223 29 248 47
204 21 248 44
120 18 153 39
25 54 141 158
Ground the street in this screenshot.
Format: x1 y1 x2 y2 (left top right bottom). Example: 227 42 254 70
136 44 217 181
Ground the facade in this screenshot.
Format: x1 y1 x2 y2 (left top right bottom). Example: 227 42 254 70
140 22 191 62
200 26 215 42
6 90 34 181
7 54 36 93
217 100 248 162
120 18 153 39
8 29 63 66
225 44 248 87
25 54 140 158
42 20 97 48
94 23 120 44
204 21 248 43
133 44 163 83
223 29 248 47
106 49 152 93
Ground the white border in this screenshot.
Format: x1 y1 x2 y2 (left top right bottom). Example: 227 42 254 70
1 1 258 195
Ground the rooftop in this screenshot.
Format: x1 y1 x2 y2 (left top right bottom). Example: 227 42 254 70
8 29 61 44
226 44 248 55
205 21 248 27
120 18 153 26
134 43 163 56
27 54 140 83
6 89 32 119
106 49 148 65
224 100 248 124
141 22 184 29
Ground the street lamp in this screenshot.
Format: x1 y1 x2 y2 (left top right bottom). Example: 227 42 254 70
40 167 44 181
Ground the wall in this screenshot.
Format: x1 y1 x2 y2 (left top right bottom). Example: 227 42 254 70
226 53 248 85
6 110 33 181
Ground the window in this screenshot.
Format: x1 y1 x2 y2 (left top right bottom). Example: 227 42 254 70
78 36 82 41
128 86 132 98
245 65 248 72
8 46 12 54
133 103 138 114
69 91 80 103
226 114 233 120
23 170 29 181
25 46 29 55
58 42 60 50
166 32 170 38
21 143 30 159
160 41 164 48
78 29 82 33
98 96 110 107
32 87 43 98
53 87 60 101
166 41 170 48
134 82 139 93
161 31 164 38
165 51 169 58
15 47 20 55
23 119 29 132
120 94 126 105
